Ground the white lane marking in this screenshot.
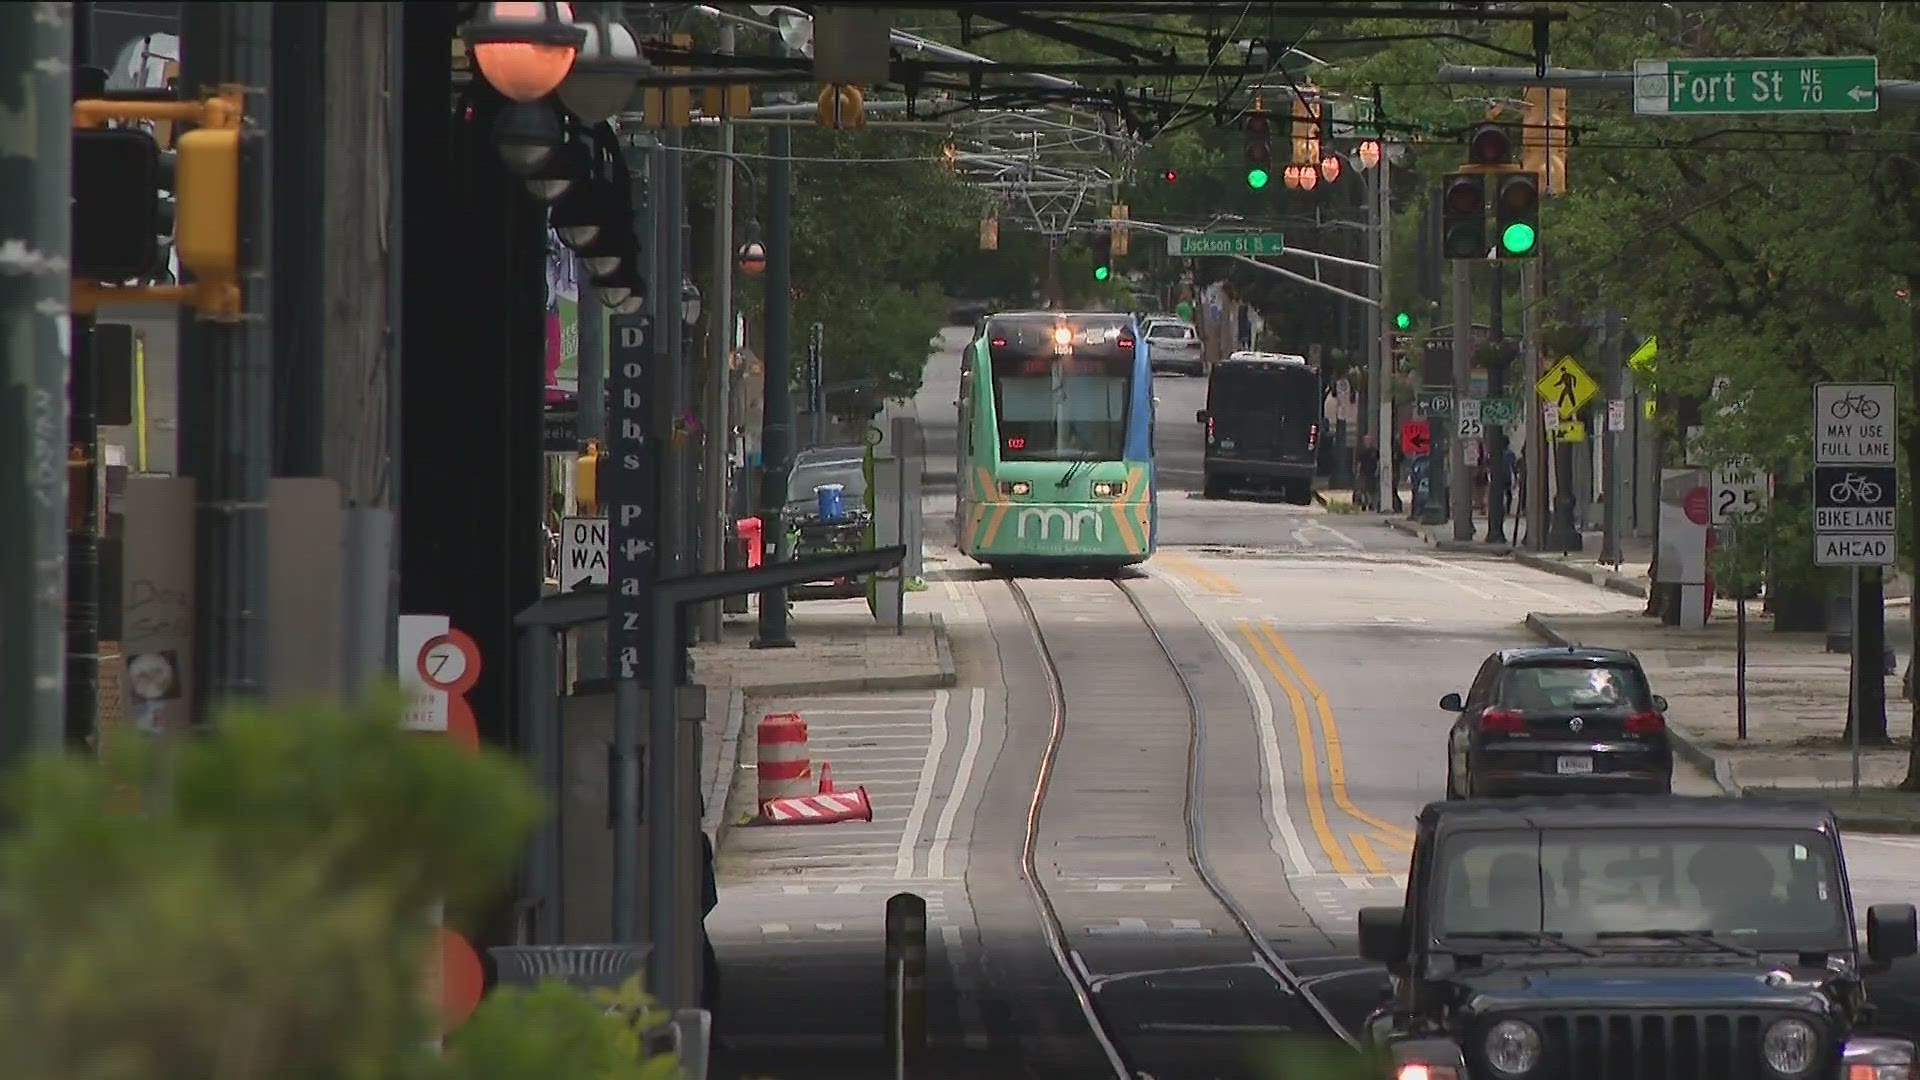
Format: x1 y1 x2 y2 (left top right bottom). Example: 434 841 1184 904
1404 561 1502 601
761 923 791 934
1202 616 1317 877
815 922 844 931
927 688 988 880
1419 553 1574 604
800 709 935 716
896 690 950 880
941 923 990 1049
1310 521 1363 550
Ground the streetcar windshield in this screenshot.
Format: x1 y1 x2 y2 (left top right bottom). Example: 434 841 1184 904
986 314 1135 461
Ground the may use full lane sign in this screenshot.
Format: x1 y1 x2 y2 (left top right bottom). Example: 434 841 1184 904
1812 382 1897 566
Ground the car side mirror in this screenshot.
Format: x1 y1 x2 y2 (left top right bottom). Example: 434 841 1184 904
1651 694 1668 712
1867 903 1919 963
1195 409 1208 424
1358 906 1409 964
1438 692 1464 712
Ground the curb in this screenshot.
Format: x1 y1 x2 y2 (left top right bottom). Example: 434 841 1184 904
1829 813 1920 835
931 611 957 687
1521 612 1740 795
1511 550 1650 598
703 686 747 851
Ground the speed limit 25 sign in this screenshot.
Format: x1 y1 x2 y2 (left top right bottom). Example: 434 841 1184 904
1710 457 1767 525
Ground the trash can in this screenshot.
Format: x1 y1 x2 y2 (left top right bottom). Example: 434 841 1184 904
816 483 847 523
488 943 652 991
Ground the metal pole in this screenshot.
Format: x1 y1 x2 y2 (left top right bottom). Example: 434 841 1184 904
67 3 101 751
1599 309 1625 565
1374 157 1394 512
1485 263 1509 544
0 0 73 759
1523 262 1546 549
660 133 686 580
646 601 680 1006
1450 260 1473 540
577 257 605 443
1851 565 1863 794
519 627 560 942
697 20 737 643
181 0 274 717
1735 533 1748 741
752 110 795 648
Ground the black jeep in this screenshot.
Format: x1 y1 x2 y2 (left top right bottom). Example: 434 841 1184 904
1358 796 1919 1080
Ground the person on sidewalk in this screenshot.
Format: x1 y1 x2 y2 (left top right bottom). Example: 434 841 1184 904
1355 434 1381 512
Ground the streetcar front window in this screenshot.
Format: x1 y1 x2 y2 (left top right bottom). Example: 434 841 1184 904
987 315 1133 461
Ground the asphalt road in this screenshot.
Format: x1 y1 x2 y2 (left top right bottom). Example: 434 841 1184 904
709 326 1920 1079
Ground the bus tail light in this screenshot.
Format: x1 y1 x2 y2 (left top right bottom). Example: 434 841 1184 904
1308 423 1319 450
1206 416 1215 440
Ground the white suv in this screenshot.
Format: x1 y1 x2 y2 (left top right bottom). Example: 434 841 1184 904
1143 319 1203 375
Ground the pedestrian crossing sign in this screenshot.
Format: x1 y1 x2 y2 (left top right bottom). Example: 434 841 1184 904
1536 355 1599 415
1552 419 1587 443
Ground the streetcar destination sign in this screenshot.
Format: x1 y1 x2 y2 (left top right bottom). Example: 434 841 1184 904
1634 57 1879 115
1168 232 1286 257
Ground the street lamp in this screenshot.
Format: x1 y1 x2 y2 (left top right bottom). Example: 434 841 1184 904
1319 153 1342 184
737 240 767 276
549 176 612 249
681 279 703 326
462 1 586 104
558 5 648 125
1357 139 1382 170
597 262 647 313
493 102 563 175
522 124 591 202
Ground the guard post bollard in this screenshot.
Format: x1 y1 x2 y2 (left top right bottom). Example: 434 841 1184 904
884 891 927 1077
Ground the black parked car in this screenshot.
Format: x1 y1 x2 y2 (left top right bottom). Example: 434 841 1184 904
1360 796 1920 1080
1441 646 1673 798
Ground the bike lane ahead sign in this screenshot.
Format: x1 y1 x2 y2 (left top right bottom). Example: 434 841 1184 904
1813 382 1897 565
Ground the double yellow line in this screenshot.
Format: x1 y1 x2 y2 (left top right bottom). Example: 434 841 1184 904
1236 618 1414 876
1158 551 1238 596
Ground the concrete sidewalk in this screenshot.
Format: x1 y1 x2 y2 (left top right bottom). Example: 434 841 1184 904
1523 609 1920 832
1382 510 1656 598
692 597 957 846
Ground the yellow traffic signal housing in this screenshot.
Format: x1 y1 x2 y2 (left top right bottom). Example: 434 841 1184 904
817 83 866 129
175 126 240 278
71 86 244 320
1110 204 1130 257
575 439 604 515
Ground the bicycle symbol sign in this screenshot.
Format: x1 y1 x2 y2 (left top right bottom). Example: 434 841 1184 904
1813 383 1897 465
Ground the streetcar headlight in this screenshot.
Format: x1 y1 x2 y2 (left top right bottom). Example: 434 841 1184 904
1483 1020 1542 1076
1091 481 1123 498
1763 1019 1818 1076
1000 481 1031 496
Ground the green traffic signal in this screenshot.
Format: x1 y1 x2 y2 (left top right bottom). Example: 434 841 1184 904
1500 221 1538 255
1395 311 1412 330
1094 265 1111 281
1247 167 1270 189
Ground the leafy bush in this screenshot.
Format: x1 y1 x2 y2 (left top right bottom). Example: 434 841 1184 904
0 688 682 1080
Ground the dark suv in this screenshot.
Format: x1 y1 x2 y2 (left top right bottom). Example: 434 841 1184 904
1440 647 1673 798
1360 796 1920 1080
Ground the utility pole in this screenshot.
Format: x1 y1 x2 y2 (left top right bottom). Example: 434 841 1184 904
698 23 736 644
179 0 273 718
752 104 796 649
1450 260 1474 540
0 0 74 760
656 134 686 581
1374 156 1394 512
1523 261 1547 549
1599 308 1625 564
1484 263 1509 543
67 1 101 749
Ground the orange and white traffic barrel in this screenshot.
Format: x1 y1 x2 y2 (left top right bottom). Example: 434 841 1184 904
757 712 813 806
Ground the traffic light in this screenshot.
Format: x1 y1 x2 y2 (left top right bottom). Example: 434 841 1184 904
1244 102 1272 189
72 128 163 281
1440 173 1487 260
1495 172 1541 257
816 83 866 128
1395 311 1412 330
1091 230 1112 281
1466 122 1514 167
1162 168 1179 183
576 439 605 514
174 121 241 279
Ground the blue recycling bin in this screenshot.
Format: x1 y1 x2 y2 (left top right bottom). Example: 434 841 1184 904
816 483 847 523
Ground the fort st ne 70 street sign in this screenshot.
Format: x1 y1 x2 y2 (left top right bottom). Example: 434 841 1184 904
1634 57 1878 115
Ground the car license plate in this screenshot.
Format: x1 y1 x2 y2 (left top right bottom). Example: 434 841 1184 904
1556 755 1593 776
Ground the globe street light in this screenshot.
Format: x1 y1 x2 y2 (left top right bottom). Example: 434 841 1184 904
462 1 586 104
682 279 703 326
558 5 648 125
493 102 563 175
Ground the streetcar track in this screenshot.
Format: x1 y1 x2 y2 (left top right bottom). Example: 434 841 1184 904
1005 574 1356 1079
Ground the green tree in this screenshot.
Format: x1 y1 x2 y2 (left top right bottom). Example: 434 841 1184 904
0 691 684 1079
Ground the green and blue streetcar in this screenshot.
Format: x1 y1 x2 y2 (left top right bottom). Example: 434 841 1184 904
955 310 1158 569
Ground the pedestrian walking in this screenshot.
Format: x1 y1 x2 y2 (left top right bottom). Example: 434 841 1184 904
1355 434 1381 511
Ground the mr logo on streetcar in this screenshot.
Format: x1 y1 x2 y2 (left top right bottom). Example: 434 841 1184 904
955 311 1157 571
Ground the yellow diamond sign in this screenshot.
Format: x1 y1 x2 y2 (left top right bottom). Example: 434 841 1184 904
1536 355 1599 415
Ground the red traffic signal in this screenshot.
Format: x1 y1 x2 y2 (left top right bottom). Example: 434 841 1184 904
1163 169 1179 183
1467 123 1513 166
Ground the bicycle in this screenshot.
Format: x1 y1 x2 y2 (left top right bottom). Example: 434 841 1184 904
1828 472 1884 505
1829 391 1882 421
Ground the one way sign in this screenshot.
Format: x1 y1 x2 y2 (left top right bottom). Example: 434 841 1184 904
560 516 609 591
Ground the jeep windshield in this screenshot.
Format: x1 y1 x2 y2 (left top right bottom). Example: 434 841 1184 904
1430 827 1851 953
